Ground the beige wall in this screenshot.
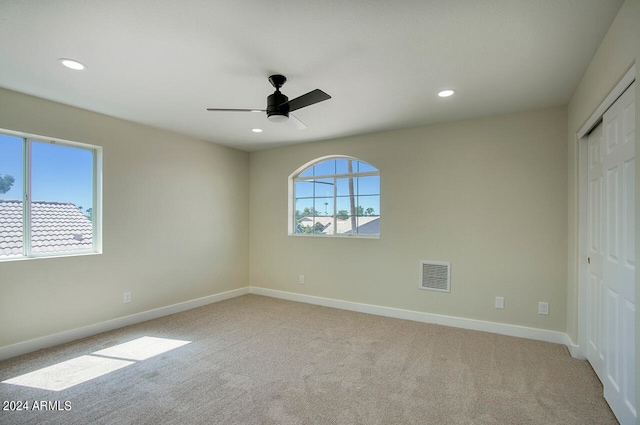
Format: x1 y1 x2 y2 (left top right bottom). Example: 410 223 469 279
565 0 639 409
250 107 568 331
0 88 249 348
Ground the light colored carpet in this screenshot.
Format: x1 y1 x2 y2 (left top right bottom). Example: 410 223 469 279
0 294 618 424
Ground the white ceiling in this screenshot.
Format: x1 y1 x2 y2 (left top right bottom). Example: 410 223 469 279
0 0 624 152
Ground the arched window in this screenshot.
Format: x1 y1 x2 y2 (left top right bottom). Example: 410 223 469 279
290 156 380 237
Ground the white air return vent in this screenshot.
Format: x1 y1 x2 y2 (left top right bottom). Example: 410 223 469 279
419 261 451 292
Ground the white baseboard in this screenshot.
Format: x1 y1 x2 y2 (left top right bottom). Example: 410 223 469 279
250 287 577 353
564 335 583 359
1 286 582 362
0 287 249 361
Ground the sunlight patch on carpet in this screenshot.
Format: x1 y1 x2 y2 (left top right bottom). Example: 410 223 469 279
1 355 133 391
1 337 191 391
93 336 191 361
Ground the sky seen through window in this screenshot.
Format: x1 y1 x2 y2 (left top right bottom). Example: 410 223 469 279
0 134 93 211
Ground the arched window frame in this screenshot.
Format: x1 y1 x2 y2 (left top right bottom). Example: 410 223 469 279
288 155 380 238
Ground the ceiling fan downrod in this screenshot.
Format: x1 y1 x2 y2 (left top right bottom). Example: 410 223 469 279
267 75 289 122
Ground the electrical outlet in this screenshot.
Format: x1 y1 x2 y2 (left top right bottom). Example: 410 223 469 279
538 302 549 315
299 275 305 285
495 297 504 309
124 292 131 303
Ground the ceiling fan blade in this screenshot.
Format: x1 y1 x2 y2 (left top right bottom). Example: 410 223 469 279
206 108 266 112
285 114 307 130
284 89 331 112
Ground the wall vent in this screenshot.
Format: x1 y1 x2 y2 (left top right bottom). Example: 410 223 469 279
419 261 451 292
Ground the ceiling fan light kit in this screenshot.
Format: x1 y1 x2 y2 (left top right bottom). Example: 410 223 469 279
267 114 289 123
207 74 330 129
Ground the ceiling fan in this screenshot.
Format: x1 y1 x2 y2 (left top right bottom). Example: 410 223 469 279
207 74 331 130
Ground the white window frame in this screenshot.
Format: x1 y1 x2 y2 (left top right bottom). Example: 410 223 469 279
288 155 380 238
0 128 103 261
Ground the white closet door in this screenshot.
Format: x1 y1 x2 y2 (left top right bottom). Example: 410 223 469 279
586 122 605 381
601 81 635 425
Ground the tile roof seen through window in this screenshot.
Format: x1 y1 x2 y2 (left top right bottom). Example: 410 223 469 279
0 199 93 257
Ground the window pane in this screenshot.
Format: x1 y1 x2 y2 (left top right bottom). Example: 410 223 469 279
356 176 379 196
30 141 93 254
295 198 314 217
295 218 313 234
335 159 349 174
356 216 380 234
299 167 313 178
312 220 331 234
356 161 377 173
0 135 24 258
294 180 313 198
358 195 380 217
336 196 354 215
336 178 349 196
312 160 335 177
336 216 357 234
314 197 334 217
313 178 334 197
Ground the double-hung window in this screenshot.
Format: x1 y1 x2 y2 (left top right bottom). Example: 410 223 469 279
0 130 102 260
290 156 380 237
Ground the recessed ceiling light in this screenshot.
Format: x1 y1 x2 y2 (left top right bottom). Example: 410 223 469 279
59 58 86 70
251 128 263 133
438 89 455 98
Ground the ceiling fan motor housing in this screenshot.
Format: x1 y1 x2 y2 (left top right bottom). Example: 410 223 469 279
267 90 289 122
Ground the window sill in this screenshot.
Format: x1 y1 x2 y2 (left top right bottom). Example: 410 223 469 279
0 251 102 263
288 233 379 239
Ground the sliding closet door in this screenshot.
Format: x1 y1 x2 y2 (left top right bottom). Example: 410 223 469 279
601 81 635 425
586 122 605 382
